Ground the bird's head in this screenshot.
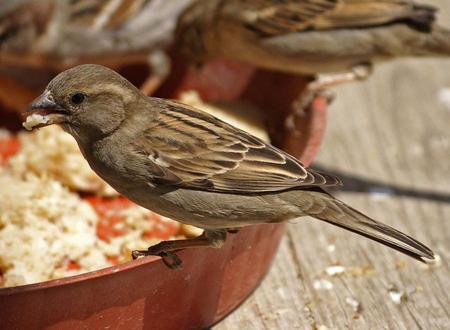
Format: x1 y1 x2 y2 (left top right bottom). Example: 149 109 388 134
25 64 140 141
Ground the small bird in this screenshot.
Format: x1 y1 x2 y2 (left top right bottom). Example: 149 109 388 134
25 64 436 268
177 0 450 75
176 0 450 123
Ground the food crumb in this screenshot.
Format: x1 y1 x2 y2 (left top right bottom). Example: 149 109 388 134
313 279 333 290
276 287 287 299
327 244 336 253
0 173 104 287
388 285 407 304
345 296 362 313
317 325 331 330
347 265 375 277
325 265 345 276
23 113 49 131
437 87 450 111
9 126 117 196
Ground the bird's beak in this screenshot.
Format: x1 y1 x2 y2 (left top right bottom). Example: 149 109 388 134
27 90 60 112
23 91 67 131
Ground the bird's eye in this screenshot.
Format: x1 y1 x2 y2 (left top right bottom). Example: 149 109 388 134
71 93 86 104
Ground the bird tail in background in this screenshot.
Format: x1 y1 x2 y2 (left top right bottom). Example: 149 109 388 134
393 3 450 57
407 4 437 31
304 190 437 263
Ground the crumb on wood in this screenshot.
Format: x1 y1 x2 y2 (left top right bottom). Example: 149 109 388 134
321 264 374 278
327 244 336 253
313 279 333 290
345 296 362 314
259 308 291 321
388 285 408 304
347 265 375 277
317 325 332 330
438 87 450 111
325 265 345 276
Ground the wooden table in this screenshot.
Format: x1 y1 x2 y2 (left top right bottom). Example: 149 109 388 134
217 1 450 329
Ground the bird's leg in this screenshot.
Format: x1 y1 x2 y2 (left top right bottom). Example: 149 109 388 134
131 229 227 269
285 63 373 131
140 50 171 96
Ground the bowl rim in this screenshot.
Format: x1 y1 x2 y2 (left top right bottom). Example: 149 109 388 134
0 255 159 295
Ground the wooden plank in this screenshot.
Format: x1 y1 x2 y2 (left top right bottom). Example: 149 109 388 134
216 1 450 328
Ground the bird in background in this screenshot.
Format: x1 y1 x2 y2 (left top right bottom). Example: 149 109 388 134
176 0 450 128
0 0 194 95
25 64 437 269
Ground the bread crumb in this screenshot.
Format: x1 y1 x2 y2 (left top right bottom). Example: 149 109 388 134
0 172 106 287
8 126 117 196
345 296 361 313
313 279 333 290
325 265 345 276
388 285 407 304
23 114 49 131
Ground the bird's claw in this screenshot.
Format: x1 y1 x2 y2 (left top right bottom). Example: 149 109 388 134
285 88 335 131
352 63 373 80
131 249 183 270
131 249 146 260
316 89 335 104
159 252 183 270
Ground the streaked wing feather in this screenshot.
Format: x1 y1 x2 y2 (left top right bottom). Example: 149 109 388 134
135 99 341 194
228 0 425 37
233 0 338 36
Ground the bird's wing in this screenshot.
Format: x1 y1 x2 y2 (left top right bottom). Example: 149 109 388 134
134 99 341 194
225 0 434 37
68 0 150 29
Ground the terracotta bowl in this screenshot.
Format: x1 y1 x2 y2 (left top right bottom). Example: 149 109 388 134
0 59 328 329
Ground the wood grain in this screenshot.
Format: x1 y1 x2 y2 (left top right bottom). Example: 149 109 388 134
216 1 450 328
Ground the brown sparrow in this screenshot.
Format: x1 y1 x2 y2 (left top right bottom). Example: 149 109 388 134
25 64 436 268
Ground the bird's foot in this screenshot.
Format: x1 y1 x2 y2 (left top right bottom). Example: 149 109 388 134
351 63 373 80
131 229 227 270
158 251 183 269
140 50 171 96
311 63 373 88
285 88 334 131
132 249 183 269
285 63 373 131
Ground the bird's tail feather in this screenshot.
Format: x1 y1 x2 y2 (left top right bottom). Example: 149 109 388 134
407 4 437 31
306 191 436 263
